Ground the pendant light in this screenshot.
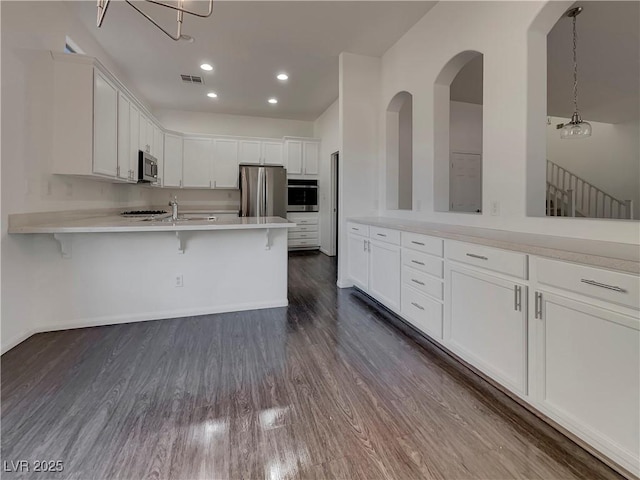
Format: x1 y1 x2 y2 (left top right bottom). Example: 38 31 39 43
560 6 592 139
97 0 213 42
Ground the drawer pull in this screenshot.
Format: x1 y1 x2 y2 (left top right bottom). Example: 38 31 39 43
411 279 425 286
466 253 488 261
411 241 425 246
352 227 359 231
411 302 425 311
376 233 387 237
580 279 627 293
514 285 522 312
411 260 425 266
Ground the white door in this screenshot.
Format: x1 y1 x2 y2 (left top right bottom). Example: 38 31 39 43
369 239 401 311
534 291 639 467
348 234 369 291
163 134 183 188
153 126 164 187
212 138 239 188
450 152 482 213
239 140 262 164
93 70 118 177
183 138 213 188
285 140 303 174
129 104 140 181
303 141 319 175
116 93 131 181
447 265 527 393
262 141 283 165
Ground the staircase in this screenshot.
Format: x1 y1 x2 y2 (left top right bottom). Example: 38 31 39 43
546 160 633 219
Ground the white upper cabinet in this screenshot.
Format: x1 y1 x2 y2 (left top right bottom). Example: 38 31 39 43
303 141 319 175
153 126 164 187
285 140 303 174
129 104 140 182
92 69 119 178
182 137 212 188
239 140 262 164
117 93 131 181
163 134 183 188
284 138 319 177
212 138 240 189
262 141 283 165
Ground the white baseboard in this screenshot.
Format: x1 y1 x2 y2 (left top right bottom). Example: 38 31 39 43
1 299 288 355
337 280 354 289
319 247 336 257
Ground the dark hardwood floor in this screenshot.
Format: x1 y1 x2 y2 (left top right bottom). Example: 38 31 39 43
1 252 623 479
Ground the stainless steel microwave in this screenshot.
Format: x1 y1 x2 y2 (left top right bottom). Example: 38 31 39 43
287 179 319 212
138 151 158 183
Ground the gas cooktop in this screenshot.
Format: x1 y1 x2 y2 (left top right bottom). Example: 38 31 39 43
121 210 167 217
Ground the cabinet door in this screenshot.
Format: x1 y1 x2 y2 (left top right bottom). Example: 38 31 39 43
447 265 527 394
285 140 303 174
93 70 118 177
129 104 140 181
163 134 183 188
116 93 131 180
348 234 369 291
303 141 319 175
262 141 283 165
146 119 155 155
183 138 213 188
212 138 239 188
153 126 164 187
534 291 639 471
239 140 262 164
369 239 401 311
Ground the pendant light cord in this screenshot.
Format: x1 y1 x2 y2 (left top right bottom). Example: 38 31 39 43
572 14 579 113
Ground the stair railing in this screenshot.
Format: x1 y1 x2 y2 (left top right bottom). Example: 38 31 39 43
546 182 576 217
547 160 633 219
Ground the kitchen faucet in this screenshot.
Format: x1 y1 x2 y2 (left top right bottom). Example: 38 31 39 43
169 196 179 221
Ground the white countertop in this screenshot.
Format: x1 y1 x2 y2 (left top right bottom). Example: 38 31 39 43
9 212 294 234
349 217 640 274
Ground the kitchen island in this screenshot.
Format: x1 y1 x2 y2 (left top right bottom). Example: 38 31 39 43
6 210 295 349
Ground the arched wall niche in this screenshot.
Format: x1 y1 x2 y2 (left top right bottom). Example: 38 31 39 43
386 91 413 210
433 50 484 213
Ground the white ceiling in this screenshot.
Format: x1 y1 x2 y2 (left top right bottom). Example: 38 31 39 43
69 0 437 120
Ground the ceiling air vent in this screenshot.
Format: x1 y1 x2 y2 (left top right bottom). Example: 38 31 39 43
180 74 204 85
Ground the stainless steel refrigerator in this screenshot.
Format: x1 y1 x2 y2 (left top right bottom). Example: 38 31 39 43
239 164 287 217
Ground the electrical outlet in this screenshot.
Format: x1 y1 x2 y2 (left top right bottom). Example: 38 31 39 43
490 200 500 216
175 275 183 288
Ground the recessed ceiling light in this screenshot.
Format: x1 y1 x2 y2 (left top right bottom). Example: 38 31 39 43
207 92 218 98
268 98 278 104
200 63 213 71
277 73 289 81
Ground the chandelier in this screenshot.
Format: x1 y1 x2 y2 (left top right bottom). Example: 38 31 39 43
97 0 213 42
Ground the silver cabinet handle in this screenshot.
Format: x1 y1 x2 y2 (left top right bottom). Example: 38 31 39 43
535 292 542 319
411 279 425 286
580 279 627 293
367 240 370 252
411 241 425 246
411 260 425 266
466 253 488 260
411 302 425 311
363 240 366 252
352 227 359 231
514 285 522 311
376 233 387 237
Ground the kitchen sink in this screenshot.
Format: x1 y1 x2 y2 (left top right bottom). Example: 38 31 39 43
138 214 218 223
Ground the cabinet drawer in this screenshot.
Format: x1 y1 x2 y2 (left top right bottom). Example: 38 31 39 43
401 285 443 339
288 231 318 240
347 222 369 237
288 214 318 225
402 232 443 257
289 238 318 248
402 249 443 278
370 226 401 245
290 224 318 233
402 265 443 300
536 257 639 310
447 241 528 279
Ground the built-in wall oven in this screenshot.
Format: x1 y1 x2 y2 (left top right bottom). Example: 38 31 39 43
287 179 319 212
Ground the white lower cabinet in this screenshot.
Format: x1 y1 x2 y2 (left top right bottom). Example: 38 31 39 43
348 233 370 291
446 264 527 394
287 213 320 249
401 285 443 339
369 239 401 312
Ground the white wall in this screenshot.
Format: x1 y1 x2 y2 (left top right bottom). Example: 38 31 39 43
154 109 314 139
1 1 154 352
373 1 639 244
547 117 640 219
338 53 380 286
314 100 339 255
